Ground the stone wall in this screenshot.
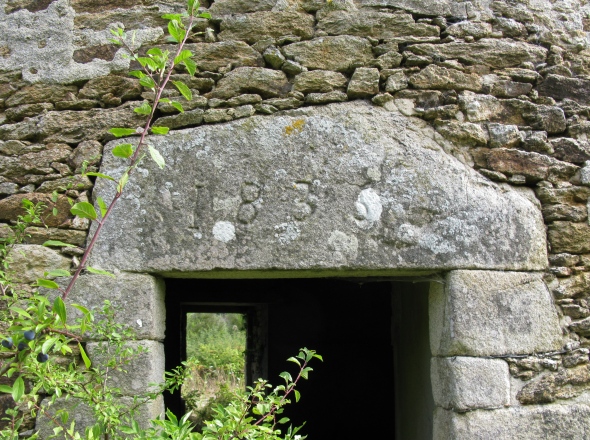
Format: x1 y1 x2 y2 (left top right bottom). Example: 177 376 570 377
2 0 590 437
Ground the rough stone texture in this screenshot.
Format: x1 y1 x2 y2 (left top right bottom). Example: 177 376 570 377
282 36 374 72
207 67 290 100
548 222 590 254
0 193 74 227
517 364 590 404
7 244 70 284
430 271 562 357
91 102 547 274
57 273 165 340
35 396 164 438
86 340 164 395
217 11 314 44
408 39 548 69
317 10 439 42
347 67 379 99
539 74 590 105
184 41 264 72
431 357 510 411
409 66 483 92
292 70 348 94
485 149 579 183
434 405 590 440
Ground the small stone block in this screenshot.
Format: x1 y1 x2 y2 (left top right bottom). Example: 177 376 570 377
431 357 510 411
347 67 380 99
430 270 562 356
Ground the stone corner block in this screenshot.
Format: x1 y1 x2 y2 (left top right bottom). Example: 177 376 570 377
64 273 165 340
433 404 590 440
86 340 165 396
35 395 163 438
430 270 563 357
431 356 510 411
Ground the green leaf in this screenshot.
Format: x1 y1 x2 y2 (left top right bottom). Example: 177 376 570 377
71 304 90 315
134 101 152 116
43 240 76 248
128 70 146 79
0 385 12 394
171 101 184 113
172 80 192 101
86 267 116 278
136 57 158 71
183 58 197 76
96 197 108 218
12 377 24 403
37 279 59 289
139 76 156 89
70 202 97 220
287 356 301 367
45 269 70 278
162 13 183 21
84 172 115 181
187 0 197 13
112 143 134 159
278 417 290 424
198 11 212 19
293 389 301 402
151 126 170 135
42 337 58 355
53 297 67 324
146 47 164 57
117 172 129 193
148 145 166 169
174 49 193 65
79 343 92 369
159 98 171 104
109 128 137 138
168 21 183 43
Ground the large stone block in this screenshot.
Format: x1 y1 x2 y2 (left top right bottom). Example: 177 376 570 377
217 11 314 44
8 244 70 284
434 405 590 439
86 340 165 395
431 357 510 411
91 102 547 275
35 395 163 439
430 271 563 356
56 273 165 341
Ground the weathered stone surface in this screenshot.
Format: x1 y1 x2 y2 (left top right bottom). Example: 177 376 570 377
430 271 562 357
35 396 163 439
317 10 439 41
435 121 489 146
5 102 53 122
207 67 290 99
486 149 578 183
68 140 103 172
283 36 373 72
517 365 590 404
157 95 207 114
56 273 165 340
384 70 407 93
408 39 547 69
92 102 547 274
0 143 72 180
208 0 276 15
551 138 590 164
486 77 533 98
539 74 590 105
5 84 77 107
459 94 567 134
24 227 86 246
431 357 510 411
410 65 482 92
0 193 74 227
445 21 492 39
86 340 164 394
434 405 590 440
184 41 264 72
263 46 285 69
78 76 142 103
487 123 520 148
347 67 379 99
549 222 590 254
8 244 70 284
304 90 348 104
154 109 204 129
218 12 314 44
357 0 466 17
293 70 348 94
36 105 146 144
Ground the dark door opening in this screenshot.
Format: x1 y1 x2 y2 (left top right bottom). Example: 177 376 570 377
164 278 432 439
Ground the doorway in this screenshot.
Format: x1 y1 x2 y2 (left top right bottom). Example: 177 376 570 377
164 278 433 439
